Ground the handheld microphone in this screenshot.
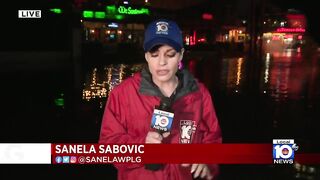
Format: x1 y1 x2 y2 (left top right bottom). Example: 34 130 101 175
145 97 174 171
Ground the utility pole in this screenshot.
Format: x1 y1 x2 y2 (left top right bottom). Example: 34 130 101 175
247 0 266 140
71 1 83 124
249 0 257 58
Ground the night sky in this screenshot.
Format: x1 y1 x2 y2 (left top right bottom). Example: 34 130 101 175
1 0 319 51
0 1 71 51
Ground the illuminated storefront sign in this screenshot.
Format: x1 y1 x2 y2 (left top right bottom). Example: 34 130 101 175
82 5 150 19
117 6 149 15
50 8 62 14
202 13 213 20
276 28 305 33
108 22 119 28
82 11 106 19
95 12 106 19
83 11 94 18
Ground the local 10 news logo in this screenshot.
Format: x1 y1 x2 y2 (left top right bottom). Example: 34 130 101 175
273 139 299 164
151 109 174 132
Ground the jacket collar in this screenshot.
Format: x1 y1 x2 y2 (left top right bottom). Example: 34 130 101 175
139 67 198 101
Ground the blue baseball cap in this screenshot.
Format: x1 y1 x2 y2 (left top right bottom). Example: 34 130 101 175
143 19 183 52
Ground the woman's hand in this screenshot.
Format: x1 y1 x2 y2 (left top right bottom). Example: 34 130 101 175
145 131 170 144
181 164 213 180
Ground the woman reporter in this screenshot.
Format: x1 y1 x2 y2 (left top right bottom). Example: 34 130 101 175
99 19 222 180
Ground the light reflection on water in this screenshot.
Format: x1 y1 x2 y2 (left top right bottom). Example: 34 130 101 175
223 57 245 94
82 64 144 102
83 49 320 111
264 51 307 102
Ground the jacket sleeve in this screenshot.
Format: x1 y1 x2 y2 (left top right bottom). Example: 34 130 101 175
200 85 222 179
200 86 222 144
99 88 146 170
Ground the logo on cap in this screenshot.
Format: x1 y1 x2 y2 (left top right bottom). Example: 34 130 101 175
156 22 169 35
143 19 183 52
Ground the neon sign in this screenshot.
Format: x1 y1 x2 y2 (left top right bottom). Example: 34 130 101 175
108 22 119 28
117 6 149 15
50 8 62 14
202 13 213 20
276 27 305 33
82 5 150 19
83 11 94 18
95 12 106 19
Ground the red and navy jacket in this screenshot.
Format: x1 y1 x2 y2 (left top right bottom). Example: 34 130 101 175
99 68 222 180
